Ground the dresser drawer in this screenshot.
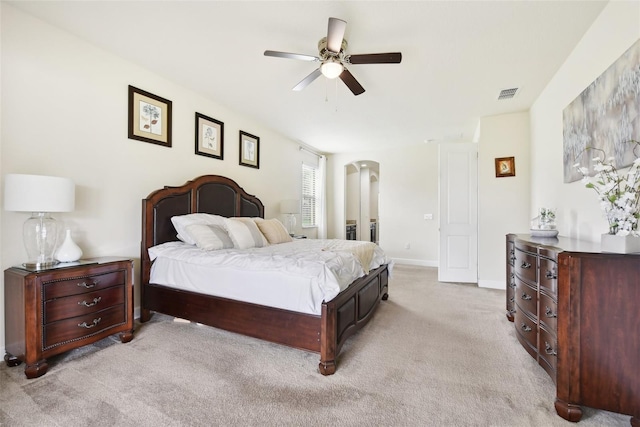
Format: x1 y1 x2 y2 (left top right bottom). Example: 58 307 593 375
514 307 537 354
539 257 558 295
539 291 557 331
43 305 125 350
44 285 125 323
507 240 515 267
538 324 557 374
43 271 126 300
514 248 537 285
515 278 537 317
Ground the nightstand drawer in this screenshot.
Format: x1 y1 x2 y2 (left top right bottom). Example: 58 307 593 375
44 285 125 323
43 305 125 349
43 270 125 300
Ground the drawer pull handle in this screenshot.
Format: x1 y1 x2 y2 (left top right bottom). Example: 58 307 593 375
509 296 515 303
520 323 532 333
521 261 531 269
78 318 101 329
509 282 516 289
77 280 100 289
545 342 557 356
78 297 102 308
545 306 557 318
545 270 557 280
521 293 532 301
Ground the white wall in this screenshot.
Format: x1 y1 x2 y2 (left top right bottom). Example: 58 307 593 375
0 5 311 353
328 144 440 266
478 112 531 289
530 1 640 242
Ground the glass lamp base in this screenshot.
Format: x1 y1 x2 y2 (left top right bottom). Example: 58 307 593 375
23 260 59 270
23 212 59 270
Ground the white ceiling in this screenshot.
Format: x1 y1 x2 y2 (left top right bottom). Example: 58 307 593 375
8 1 607 154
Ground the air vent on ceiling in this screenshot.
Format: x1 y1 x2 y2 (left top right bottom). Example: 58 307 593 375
498 87 519 100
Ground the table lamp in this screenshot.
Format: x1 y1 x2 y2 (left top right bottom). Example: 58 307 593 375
280 199 300 236
4 174 75 269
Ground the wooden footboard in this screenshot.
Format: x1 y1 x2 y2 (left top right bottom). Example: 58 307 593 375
141 263 389 375
319 264 389 375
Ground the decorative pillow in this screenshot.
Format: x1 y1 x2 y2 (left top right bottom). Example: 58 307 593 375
256 218 293 244
171 214 226 245
184 224 234 251
225 217 268 249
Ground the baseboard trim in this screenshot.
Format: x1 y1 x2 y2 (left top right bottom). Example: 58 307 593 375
478 279 505 290
391 258 438 268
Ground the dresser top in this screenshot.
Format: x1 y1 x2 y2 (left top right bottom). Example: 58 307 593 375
511 233 623 255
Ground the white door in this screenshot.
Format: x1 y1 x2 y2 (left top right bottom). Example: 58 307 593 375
438 143 478 283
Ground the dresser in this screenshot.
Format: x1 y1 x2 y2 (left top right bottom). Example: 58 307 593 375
4 258 134 378
506 234 639 426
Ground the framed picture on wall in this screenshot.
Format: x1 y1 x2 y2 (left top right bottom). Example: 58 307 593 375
239 130 260 169
495 156 515 177
128 85 172 147
195 113 223 159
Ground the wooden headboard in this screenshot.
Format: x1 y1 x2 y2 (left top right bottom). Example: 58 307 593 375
140 175 264 283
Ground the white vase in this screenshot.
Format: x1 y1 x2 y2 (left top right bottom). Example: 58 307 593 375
55 229 83 262
600 233 640 254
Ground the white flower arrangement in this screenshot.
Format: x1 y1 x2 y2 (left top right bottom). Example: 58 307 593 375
574 142 640 236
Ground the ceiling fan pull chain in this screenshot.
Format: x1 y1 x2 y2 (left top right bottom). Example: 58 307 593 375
335 78 339 112
325 77 329 102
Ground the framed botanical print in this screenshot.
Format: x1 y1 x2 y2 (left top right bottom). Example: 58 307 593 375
128 85 172 147
495 156 516 177
195 113 223 159
239 130 260 169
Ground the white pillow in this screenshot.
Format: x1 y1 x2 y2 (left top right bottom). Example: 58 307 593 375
225 217 268 249
184 224 234 251
255 218 293 244
171 214 226 245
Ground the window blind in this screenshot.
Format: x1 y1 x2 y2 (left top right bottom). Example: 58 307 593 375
302 163 318 227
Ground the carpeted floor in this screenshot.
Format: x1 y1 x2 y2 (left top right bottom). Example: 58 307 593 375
0 265 632 426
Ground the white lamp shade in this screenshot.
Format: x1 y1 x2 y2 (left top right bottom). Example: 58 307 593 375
280 199 300 214
4 174 75 212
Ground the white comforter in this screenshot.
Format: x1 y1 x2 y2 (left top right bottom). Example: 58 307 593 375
148 239 391 315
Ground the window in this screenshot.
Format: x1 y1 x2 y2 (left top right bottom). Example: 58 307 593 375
302 163 319 227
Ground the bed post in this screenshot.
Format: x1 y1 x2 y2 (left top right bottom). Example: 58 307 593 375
319 303 337 375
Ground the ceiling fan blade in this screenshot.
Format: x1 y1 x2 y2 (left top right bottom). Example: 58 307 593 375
348 53 403 64
339 69 365 96
264 50 318 62
327 17 347 53
293 68 323 91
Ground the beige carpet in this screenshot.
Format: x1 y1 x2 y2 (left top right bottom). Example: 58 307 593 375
0 265 632 426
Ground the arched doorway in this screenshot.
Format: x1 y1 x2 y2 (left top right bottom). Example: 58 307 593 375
344 160 379 242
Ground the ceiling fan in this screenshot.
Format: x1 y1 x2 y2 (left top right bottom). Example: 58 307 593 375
264 17 402 96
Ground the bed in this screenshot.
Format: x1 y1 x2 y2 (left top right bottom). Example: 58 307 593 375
140 175 390 375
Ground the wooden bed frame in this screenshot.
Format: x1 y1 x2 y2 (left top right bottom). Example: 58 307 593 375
140 175 389 375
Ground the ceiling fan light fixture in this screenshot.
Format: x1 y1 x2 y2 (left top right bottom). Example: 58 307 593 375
320 59 343 79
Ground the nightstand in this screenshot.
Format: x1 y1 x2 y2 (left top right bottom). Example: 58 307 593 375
4 257 134 378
